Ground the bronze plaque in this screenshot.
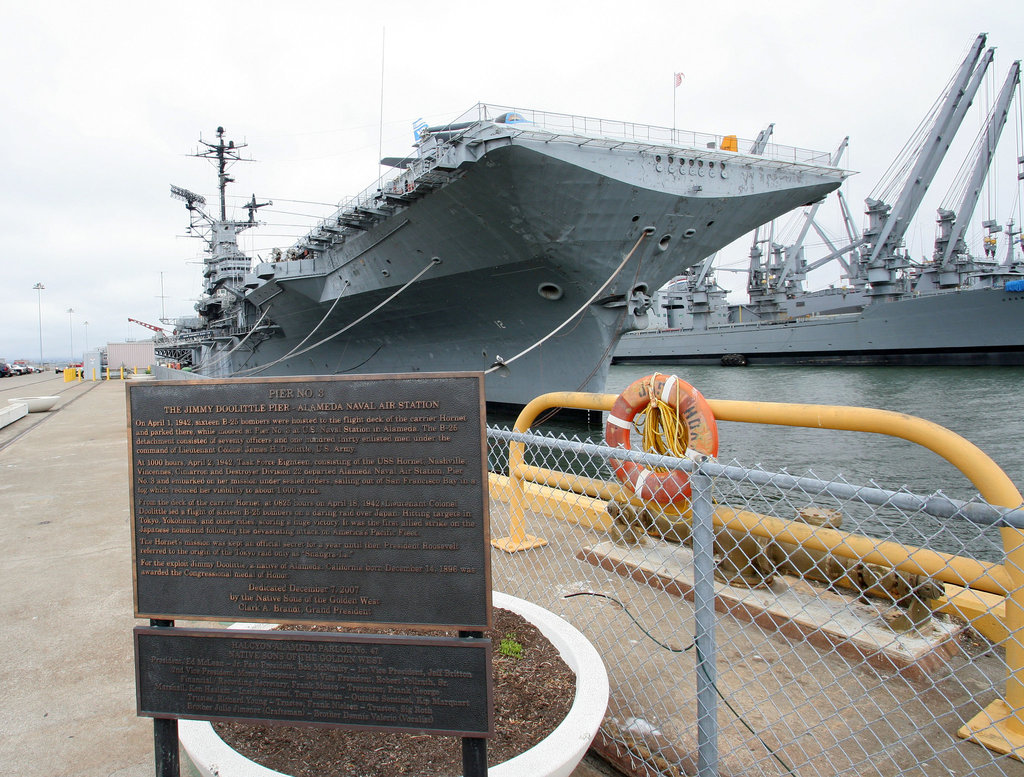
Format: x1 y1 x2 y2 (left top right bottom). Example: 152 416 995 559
128 374 490 628
135 626 493 736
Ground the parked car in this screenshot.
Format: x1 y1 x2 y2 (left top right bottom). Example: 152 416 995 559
0 362 10 377
9 363 26 375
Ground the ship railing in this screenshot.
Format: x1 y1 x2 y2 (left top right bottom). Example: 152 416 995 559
469 102 836 166
485 390 1024 775
293 102 838 254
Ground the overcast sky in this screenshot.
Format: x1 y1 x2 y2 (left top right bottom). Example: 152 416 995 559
1 0 1022 363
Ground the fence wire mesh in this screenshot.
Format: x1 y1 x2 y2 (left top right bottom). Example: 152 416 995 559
486 424 1024 777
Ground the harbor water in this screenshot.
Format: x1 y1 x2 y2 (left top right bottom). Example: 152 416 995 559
604 364 1024 503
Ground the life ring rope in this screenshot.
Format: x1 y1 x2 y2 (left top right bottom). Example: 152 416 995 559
605 373 718 505
641 373 691 463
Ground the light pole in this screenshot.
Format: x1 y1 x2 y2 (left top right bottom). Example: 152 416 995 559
67 308 75 362
32 283 45 365
83 321 89 353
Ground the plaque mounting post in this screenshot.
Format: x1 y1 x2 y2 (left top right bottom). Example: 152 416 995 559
460 630 488 777
150 619 179 777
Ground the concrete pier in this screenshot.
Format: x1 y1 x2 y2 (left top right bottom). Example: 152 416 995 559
0 376 616 777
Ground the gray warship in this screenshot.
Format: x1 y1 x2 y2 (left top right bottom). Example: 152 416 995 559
157 104 847 404
614 36 1024 368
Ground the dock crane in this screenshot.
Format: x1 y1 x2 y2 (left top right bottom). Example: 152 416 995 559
856 34 992 299
737 33 1011 314
927 60 1022 287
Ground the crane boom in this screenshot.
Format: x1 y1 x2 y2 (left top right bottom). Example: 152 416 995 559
128 318 169 334
937 60 1021 267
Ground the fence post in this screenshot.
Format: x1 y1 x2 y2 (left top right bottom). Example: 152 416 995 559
690 469 719 777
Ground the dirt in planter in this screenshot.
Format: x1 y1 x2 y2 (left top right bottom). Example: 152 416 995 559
213 608 576 776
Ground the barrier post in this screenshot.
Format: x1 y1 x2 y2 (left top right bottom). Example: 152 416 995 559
492 393 607 552
690 469 719 776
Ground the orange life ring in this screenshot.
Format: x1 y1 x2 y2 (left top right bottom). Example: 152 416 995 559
605 374 718 505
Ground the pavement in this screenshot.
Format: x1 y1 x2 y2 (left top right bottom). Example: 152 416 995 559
0 375 620 777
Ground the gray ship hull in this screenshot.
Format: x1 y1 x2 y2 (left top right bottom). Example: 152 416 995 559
166 108 846 404
613 285 1024 366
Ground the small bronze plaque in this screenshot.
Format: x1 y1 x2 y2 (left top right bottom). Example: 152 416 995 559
128 374 490 628
135 626 493 736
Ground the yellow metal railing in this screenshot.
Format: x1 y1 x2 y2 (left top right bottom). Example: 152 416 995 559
491 390 1024 758
64 366 148 382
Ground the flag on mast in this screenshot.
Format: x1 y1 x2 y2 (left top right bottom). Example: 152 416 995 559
674 72 684 88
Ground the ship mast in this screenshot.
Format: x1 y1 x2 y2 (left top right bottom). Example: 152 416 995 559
194 126 249 221
170 127 270 320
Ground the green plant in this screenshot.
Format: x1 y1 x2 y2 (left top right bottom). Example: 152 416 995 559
499 633 523 659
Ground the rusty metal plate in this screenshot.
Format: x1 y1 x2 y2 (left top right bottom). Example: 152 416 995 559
135 626 493 736
128 373 490 629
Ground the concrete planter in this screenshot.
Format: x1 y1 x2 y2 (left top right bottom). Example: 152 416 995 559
7 396 59 412
0 401 28 429
179 592 608 777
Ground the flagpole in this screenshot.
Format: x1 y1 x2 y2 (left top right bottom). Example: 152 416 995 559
672 72 683 140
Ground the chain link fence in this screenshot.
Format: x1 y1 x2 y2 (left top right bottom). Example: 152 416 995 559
485 418 1024 777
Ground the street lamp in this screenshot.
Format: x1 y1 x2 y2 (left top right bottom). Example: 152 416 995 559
32 283 45 365
83 321 89 352
67 308 75 362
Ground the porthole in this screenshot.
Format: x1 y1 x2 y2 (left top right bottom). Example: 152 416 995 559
657 235 672 251
631 215 640 222
709 161 714 168
381 269 390 277
683 228 697 239
538 282 564 301
706 220 715 228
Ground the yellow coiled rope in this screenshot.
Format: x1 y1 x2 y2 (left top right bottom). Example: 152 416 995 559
637 373 691 470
